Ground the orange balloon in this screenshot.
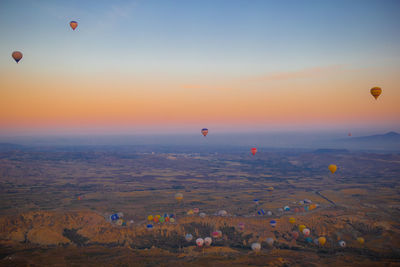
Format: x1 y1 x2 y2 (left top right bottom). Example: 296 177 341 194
70 21 78 30
328 164 337 174
370 87 382 100
12 51 23 63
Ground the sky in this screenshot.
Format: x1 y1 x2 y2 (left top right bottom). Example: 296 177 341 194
0 0 399 136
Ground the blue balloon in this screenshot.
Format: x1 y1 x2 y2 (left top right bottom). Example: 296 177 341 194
110 214 119 221
305 237 313 243
270 220 277 227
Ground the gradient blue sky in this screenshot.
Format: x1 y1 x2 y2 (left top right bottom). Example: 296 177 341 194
0 0 399 135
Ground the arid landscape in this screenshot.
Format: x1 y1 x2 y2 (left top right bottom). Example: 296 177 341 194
1 143 399 266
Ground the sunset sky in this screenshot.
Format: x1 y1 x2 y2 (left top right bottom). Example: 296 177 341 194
1 0 399 135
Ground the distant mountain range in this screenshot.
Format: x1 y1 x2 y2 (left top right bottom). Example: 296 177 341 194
336 131 400 151
349 131 400 142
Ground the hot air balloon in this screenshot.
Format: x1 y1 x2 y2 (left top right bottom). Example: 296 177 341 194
196 238 204 247
328 164 337 174
212 230 222 239
267 211 273 216
204 237 212 246
357 237 365 245
298 225 306 232
257 209 265 215
165 217 170 222
303 228 310 236
251 242 261 252
185 233 193 242
289 217 296 224
110 213 119 221
254 199 259 205
12 51 23 63
175 193 183 202
284 206 290 211
370 86 382 100
305 237 313 243
70 21 78 30
267 186 274 191
187 209 194 215
266 237 274 247
348 132 352 137
199 212 206 218
251 147 257 155
338 240 346 247
217 210 227 216
201 128 208 137
117 212 124 218
238 222 245 231
170 218 175 223
146 224 153 231
77 196 82 201
193 208 199 213
116 219 123 226
270 220 277 227
313 238 319 245
291 231 299 240
153 216 159 223
318 237 326 246
159 217 165 223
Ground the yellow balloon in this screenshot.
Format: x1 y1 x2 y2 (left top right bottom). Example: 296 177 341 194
370 86 382 100
318 236 326 246
328 164 337 174
298 225 306 232
357 237 365 244
147 215 153 221
267 186 274 191
289 217 296 224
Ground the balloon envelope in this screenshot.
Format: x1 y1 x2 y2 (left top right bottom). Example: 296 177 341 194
357 237 365 244
185 234 193 242
328 164 337 174
251 242 261 252
204 237 212 246
196 238 204 247
12 51 23 63
289 217 296 224
238 222 245 231
270 220 277 227
318 237 326 246
201 128 208 136
370 86 382 100
302 228 310 236
251 147 257 155
70 21 78 30
339 240 346 247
